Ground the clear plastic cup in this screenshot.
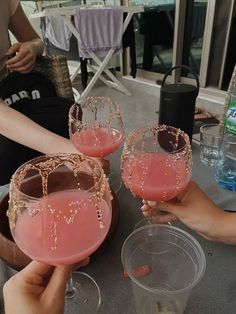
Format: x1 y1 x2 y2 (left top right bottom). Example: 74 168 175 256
121 224 206 314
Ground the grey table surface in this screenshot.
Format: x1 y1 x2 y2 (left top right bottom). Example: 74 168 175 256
1 143 236 314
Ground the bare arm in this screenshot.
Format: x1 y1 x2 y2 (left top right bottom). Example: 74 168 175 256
9 3 41 43
0 101 106 170
142 181 236 244
0 101 78 155
0 233 31 271
6 3 44 73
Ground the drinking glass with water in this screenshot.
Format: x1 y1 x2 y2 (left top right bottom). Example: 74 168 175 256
200 123 224 167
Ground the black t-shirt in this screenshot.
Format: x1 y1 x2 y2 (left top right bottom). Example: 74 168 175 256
0 71 81 185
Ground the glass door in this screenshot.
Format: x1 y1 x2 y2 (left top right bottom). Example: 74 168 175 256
128 0 176 79
181 0 208 78
124 0 217 88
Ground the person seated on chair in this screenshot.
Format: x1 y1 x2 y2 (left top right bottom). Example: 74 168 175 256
0 1 44 80
0 1 81 187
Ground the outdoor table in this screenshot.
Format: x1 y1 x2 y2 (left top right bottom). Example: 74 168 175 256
0 143 236 314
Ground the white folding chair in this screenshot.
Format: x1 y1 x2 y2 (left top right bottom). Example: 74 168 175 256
30 5 143 102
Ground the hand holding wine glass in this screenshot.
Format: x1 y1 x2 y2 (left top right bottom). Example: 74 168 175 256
3 260 87 314
121 125 192 226
140 180 229 242
7 153 112 313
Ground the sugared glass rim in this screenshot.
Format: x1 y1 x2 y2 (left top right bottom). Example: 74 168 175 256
123 124 191 155
10 153 105 202
68 96 121 128
199 123 224 137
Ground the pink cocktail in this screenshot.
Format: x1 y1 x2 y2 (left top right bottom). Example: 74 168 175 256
8 154 112 312
122 152 191 202
121 125 192 203
71 127 123 158
69 97 125 192
69 97 124 158
14 190 111 265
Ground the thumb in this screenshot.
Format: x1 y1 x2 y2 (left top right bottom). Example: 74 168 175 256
6 43 21 56
45 264 73 298
158 200 183 216
45 257 90 296
73 257 90 271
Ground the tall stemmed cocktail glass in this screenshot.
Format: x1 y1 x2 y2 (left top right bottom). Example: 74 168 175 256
69 96 125 192
121 125 192 225
7 153 112 313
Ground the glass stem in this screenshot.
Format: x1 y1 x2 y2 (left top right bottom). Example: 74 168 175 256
106 151 122 193
65 273 77 299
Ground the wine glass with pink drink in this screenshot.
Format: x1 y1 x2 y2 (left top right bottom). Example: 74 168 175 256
121 125 192 226
7 153 112 314
69 96 125 192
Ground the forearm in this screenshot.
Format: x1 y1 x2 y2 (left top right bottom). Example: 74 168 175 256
26 38 44 58
9 3 44 58
0 233 31 270
188 207 236 245
214 212 236 245
0 102 78 155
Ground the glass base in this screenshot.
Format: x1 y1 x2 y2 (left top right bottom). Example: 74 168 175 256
64 272 101 314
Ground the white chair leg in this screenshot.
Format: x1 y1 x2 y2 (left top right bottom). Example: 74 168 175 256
72 87 81 103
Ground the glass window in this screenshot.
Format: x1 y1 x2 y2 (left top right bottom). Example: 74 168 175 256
126 0 235 92
221 3 236 90
129 0 175 74
181 0 207 78
207 1 236 90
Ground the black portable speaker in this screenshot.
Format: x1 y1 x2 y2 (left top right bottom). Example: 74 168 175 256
158 65 200 142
